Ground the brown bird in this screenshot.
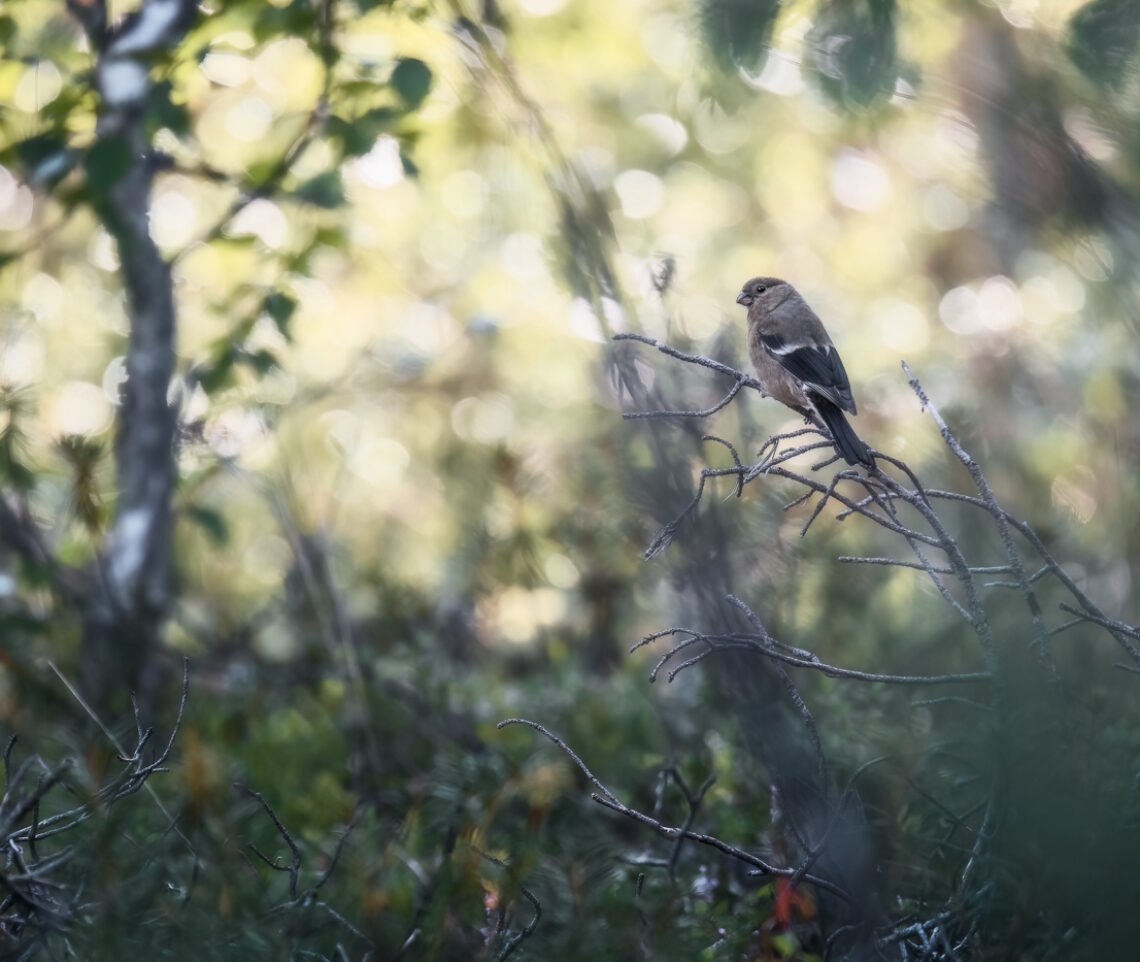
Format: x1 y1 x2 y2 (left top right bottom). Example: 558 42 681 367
736 276 873 467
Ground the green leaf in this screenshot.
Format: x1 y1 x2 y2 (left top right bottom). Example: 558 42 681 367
40 85 91 128
326 116 360 157
245 155 282 185
263 292 297 338
312 225 348 248
246 348 278 375
15 132 69 171
284 225 348 272
337 80 388 101
328 107 397 157
251 1 318 43
147 80 192 136
83 136 133 200
186 505 229 545
197 348 237 394
391 58 432 109
294 170 345 208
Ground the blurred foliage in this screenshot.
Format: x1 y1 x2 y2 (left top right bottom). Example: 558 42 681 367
806 0 899 111
1067 0 1140 89
1 0 1140 958
699 0 782 73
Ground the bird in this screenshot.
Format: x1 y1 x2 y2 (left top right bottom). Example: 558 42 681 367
736 276 873 467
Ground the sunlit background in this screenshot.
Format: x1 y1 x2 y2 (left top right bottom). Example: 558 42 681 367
4 0 1135 650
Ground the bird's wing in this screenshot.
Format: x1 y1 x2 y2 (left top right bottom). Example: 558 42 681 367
759 332 857 414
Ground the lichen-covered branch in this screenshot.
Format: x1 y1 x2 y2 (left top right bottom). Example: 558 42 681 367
71 0 198 709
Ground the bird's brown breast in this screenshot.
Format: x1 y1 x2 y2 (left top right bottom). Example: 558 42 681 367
748 329 811 410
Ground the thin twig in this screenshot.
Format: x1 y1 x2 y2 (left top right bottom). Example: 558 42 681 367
634 627 991 687
904 362 1058 686
497 718 850 900
664 769 716 881
613 333 765 390
623 379 746 420
788 755 889 889
244 788 303 900
498 886 541 961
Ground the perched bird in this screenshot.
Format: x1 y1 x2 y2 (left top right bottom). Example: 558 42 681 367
736 276 873 467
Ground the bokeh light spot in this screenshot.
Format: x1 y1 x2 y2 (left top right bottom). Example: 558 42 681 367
225 97 273 141
831 150 890 211
874 298 930 354
614 169 664 219
1 331 45 386
353 136 404 189
0 180 33 232
200 52 251 87
14 61 62 111
635 114 688 156
544 553 580 589
47 382 112 436
150 190 198 249
939 285 980 335
451 393 515 443
977 276 1020 331
23 273 64 322
229 198 288 249
349 436 410 487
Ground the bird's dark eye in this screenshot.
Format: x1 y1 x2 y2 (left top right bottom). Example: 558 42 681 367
756 285 766 294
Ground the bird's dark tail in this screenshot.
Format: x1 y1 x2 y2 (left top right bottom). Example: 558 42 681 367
814 398 873 467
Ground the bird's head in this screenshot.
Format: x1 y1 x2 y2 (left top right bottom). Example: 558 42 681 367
736 276 790 310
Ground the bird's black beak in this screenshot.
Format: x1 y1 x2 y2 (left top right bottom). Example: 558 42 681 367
736 291 751 306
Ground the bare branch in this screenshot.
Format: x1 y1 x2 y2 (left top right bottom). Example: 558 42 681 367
634 623 991 687
903 362 1058 684
643 463 742 559
497 718 850 899
39 660 195 848
772 662 829 792
1015 527 1140 668
312 811 360 895
623 379 746 420
496 718 619 806
663 769 716 881
789 755 890 889
498 886 541 961
613 332 764 389
243 788 303 900
838 557 1015 576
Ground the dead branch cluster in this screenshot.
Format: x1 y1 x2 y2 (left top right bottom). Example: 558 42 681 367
502 334 1140 960
2 660 373 960
1 662 190 950
613 335 1139 679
